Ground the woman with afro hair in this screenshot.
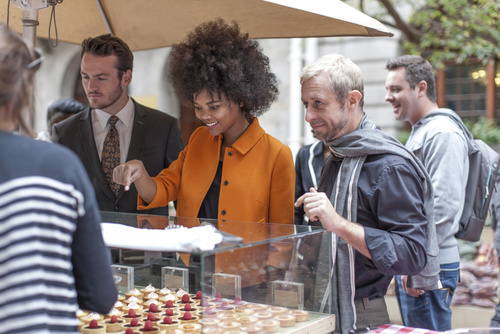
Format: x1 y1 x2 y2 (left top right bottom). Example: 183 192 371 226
113 19 295 297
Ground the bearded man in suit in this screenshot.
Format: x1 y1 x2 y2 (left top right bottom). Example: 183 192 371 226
53 34 184 216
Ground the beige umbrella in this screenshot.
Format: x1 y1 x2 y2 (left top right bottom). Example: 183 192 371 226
4 0 393 51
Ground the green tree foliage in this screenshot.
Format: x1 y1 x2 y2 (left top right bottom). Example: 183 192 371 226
403 0 500 67
358 0 500 67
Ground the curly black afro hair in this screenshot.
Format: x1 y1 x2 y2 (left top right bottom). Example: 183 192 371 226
167 18 279 117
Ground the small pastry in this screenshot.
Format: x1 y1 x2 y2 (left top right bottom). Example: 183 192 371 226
81 311 104 324
246 303 267 312
274 314 296 327
258 319 280 333
76 309 89 319
139 320 160 333
239 324 264 334
122 309 143 324
121 317 144 331
253 312 273 320
158 287 171 296
113 300 124 311
180 293 194 305
234 306 254 316
123 301 144 314
159 293 177 303
215 301 235 312
126 288 143 300
200 317 220 327
179 311 199 323
160 307 181 319
289 309 309 322
215 311 237 321
237 316 258 326
81 319 106 334
199 307 218 317
141 284 157 296
143 311 161 325
177 322 202 333
104 315 125 332
267 306 287 315
105 307 123 319
157 315 180 331
181 303 198 313
144 292 159 302
217 320 239 331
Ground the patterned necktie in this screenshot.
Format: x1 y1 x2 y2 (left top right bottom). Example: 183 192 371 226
102 115 121 197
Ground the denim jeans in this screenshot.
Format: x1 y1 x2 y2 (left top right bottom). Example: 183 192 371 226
395 262 460 331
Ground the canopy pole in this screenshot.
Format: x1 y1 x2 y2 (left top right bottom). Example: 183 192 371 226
10 0 49 48
94 0 114 35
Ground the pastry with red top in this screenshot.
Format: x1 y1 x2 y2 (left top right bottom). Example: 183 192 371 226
229 296 247 306
181 302 198 313
179 293 194 305
104 315 125 332
156 315 180 331
122 318 144 331
139 320 160 333
160 307 181 319
159 299 179 311
199 307 218 317
142 312 161 325
215 301 235 312
122 309 144 324
179 311 199 323
145 303 161 315
124 329 140 334
81 319 106 334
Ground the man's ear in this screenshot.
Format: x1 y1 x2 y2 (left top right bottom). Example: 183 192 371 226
346 90 362 111
417 80 428 98
122 69 132 86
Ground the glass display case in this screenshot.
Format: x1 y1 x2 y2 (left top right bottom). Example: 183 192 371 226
100 211 335 333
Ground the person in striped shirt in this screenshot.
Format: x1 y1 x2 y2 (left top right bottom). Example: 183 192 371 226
0 24 117 333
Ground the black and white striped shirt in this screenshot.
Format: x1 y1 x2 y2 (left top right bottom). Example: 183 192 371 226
0 131 117 333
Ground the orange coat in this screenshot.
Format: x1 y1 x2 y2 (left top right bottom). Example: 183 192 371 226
138 119 295 286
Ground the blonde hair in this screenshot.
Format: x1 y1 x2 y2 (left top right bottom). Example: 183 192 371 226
301 54 364 108
0 24 38 136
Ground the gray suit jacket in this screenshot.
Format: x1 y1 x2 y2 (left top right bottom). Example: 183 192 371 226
52 99 184 216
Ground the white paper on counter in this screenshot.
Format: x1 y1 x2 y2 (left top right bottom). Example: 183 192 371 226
100 223 223 252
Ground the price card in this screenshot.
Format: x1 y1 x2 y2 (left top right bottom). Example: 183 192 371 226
161 266 189 292
212 273 241 299
272 280 304 309
111 264 134 295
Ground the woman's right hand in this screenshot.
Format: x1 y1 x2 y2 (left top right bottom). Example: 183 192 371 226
113 160 146 191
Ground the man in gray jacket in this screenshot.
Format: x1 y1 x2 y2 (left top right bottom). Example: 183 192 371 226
386 55 469 331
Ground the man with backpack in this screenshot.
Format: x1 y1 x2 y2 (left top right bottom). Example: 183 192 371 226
385 55 469 331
